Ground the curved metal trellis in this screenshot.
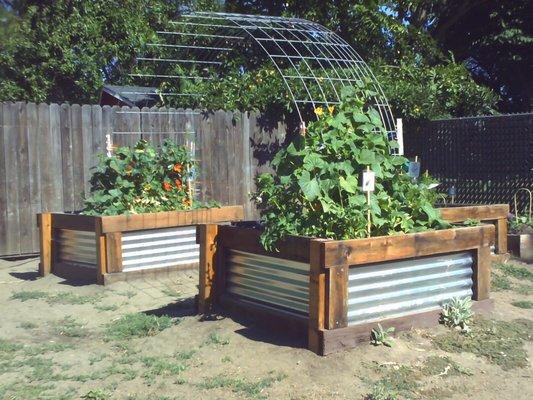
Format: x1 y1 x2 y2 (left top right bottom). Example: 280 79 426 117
131 11 397 146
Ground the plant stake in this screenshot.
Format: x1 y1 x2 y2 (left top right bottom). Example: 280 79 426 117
362 166 375 237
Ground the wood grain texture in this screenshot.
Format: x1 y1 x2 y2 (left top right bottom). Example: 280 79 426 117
100 206 244 233
95 219 107 285
51 213 97 231
473 246 491 300
38 213 52 276
308 239 327 355
326 265 348 330
323 225 495 266
105 232 123 273
496 218 508 254
439 204 509 222
198 224 219 314
217 225 311 263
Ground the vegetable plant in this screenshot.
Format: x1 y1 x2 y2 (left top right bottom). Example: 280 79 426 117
371 323 395 347
252 82 450 250
83 139 205 215
440 297 474 333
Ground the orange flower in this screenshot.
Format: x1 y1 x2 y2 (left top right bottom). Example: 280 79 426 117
163 182 172 192
175 179 182 189
182 197 191 206
173 163 183 173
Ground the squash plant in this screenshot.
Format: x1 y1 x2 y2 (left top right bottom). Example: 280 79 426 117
252 83 450 250
83 139 200 215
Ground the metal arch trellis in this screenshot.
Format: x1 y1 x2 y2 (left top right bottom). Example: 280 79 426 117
131 11 398 148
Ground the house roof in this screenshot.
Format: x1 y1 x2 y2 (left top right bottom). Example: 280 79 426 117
100 85 159 107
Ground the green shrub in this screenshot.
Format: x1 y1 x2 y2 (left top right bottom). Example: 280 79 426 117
83 139 198 215
252 83 450 250
371 324 395 347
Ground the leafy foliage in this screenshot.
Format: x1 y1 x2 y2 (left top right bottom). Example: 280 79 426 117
252 83 450 250
440 297 474 333
83 139 202 216
371 324 395 347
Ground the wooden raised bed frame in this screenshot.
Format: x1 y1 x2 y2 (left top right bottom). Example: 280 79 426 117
38 206 244 285
198 207 499 355
438 204 508 254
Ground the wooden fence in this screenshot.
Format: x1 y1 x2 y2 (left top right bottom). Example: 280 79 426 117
0 102 290 257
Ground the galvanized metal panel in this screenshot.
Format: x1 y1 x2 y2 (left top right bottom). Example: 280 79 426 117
348 252 474 326
121 226 198 272
226 249 310 315
55 229 97 267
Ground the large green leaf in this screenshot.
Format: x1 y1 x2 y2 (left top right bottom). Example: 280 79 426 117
356 149 376 165
298 171 320 201
339 175 359 194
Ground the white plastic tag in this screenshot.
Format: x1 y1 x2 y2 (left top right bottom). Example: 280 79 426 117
362 170 375 192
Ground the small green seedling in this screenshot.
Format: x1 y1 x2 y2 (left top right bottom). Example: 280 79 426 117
463 218 480 226
440 297 473 333
371 324 395 347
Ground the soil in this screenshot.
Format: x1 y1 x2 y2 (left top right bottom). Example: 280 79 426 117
0 257 532 400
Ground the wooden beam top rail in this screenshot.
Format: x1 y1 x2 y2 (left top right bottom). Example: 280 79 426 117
100 206 244 233
218 225 311 263
49 213 98 231
322 225 495 267
439 204 509 223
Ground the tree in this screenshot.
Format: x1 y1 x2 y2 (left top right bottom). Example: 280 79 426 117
0 0 176 103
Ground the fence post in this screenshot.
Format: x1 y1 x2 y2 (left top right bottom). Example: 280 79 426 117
38 213 52 276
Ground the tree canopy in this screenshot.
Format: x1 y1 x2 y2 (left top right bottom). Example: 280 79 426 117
0 1 529 118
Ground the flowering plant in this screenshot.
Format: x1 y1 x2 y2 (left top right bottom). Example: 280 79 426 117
83 139 198 215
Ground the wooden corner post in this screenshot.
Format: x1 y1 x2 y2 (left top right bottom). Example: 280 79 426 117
309 239 327 355
95 218 107 285
38 213 52 276
496 218 508 254
198 224 219 314
473 245 491 301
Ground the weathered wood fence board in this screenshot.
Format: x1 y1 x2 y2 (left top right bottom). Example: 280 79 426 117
0 102 287 257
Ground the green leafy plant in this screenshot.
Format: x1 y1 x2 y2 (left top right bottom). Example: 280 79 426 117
371 324 395 347
463 218 481 226
252 83 450 250
105 313 175 340
83 139 209 215
440 297 474 333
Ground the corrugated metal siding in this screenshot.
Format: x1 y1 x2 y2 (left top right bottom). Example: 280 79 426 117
348 252 473 326
226 249 310 316
121 226 199 272
55 229 97 267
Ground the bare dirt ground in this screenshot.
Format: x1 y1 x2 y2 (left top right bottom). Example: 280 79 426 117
0 257 531 400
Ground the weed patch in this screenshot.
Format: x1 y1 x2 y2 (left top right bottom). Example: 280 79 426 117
494 263 533 281
421 356 473 376
516 284 533 295
511 300 533 309
49 291 104 305
95 304 119 312
206 331 230 346
200 372 287 399
141 356 187 384
433 317 533 370
18 321 38 329
491 274 512 291
54 316 88 338
105 313 175 340
11 290 49 302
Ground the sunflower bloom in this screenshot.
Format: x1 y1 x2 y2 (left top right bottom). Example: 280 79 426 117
314 106 324 116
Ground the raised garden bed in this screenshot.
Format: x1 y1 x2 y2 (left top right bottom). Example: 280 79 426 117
38 206 244 285
198 223 494 355
438 204 509 254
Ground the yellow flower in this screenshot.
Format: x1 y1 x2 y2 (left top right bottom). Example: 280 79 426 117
328 105 335 114
314 106 324 116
